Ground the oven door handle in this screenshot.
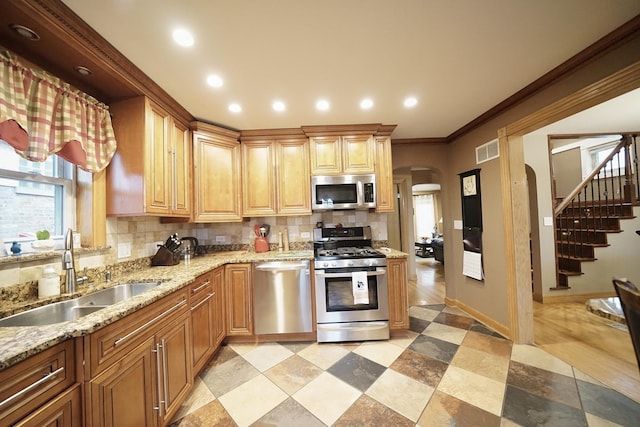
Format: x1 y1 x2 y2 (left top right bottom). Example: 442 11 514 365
316 270 386 278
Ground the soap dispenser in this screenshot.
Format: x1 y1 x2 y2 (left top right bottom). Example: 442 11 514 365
39 266 60 298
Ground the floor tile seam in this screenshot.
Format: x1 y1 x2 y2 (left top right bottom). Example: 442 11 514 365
289 374 364 426
362 386 433 425
503 381 586 415
434 365 508 418
240 350 297 373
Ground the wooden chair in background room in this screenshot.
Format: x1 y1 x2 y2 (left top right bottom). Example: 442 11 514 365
613 278 640 370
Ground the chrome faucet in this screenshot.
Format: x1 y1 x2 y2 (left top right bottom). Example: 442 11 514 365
62 228 87 293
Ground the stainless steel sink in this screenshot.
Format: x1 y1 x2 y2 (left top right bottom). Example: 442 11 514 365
0 281 163 327
76 282 163 306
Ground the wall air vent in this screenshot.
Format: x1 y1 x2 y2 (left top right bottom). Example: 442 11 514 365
476 139 499 164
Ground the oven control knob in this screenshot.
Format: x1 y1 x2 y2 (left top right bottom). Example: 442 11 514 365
348 261 354 267
323 262 329 268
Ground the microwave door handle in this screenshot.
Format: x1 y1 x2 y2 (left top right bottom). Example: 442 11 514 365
357 180 364 207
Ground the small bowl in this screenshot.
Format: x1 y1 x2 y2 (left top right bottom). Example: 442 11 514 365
31 240 56 251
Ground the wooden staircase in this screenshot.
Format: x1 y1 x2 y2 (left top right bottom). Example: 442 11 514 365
554 134 639 289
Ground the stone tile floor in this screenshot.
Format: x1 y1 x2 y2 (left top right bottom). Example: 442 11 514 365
169 304 640 426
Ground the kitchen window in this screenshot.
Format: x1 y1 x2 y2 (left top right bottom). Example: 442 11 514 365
0 141 75 250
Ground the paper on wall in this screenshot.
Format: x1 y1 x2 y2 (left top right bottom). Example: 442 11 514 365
352 271 369 304
463 250 484 280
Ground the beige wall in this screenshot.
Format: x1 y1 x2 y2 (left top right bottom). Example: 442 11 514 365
393 30 640 339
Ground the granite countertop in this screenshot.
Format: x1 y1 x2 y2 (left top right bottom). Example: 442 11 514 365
0 248 407 370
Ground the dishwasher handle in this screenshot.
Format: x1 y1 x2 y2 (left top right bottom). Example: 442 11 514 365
254 262 309 271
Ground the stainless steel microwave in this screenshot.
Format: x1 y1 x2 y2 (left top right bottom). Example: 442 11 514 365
311 174 376 210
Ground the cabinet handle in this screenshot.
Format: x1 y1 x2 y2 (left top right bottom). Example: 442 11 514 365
153 343 164 416
190 293 214 311
0 366 64 411
161 338 169 413
114 298 187 347
191 280 210 294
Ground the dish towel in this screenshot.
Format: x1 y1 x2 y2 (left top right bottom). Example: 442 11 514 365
352 271 369 304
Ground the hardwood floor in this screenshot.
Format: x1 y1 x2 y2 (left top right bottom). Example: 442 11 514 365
408 257 640 404
409 257 446 306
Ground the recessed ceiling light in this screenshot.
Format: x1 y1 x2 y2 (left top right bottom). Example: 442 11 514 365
360 98 374 110
172 28 194 47
404 97 418 108
9 24 40 41
228 103 242 113
272 101 286 112
316 99 330 111
74 66 92 76
206 74 223 88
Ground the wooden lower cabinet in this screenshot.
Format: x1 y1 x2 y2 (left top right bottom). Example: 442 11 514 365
190 267 226 375
89 336 157 427
212 266 226 348
0 339 79 426
13 383 82 427
156 312 192 425
86 290 192 427
387 257 409 330
225 264 253 335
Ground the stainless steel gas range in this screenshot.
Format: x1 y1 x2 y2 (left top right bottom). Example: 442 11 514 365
313 226 389 343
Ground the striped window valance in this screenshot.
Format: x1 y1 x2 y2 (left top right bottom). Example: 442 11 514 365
0 51 116 173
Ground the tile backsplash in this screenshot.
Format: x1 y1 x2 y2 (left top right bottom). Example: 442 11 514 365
1 211 387 288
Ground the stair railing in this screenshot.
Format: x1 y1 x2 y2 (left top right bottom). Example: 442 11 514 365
554 134 638 260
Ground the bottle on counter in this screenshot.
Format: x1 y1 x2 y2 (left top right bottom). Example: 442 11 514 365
283 228 290 251
38 266 60 298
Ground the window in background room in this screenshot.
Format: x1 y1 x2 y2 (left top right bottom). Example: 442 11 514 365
0 141 75 251
414 193 435 240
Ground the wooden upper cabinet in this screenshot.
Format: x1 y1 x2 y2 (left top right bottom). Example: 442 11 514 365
277 139 311 214
374 134 394 212
342 135 375 174
309 136 342 175
107 96 191 217
241 129 311 216
309 134 374 175
191 122 242 222
171 119 192 216
242 140 277 216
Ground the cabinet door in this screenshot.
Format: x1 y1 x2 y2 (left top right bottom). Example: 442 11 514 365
375 135 395 212
387 258 409 330
277 139 311 215
190 273 215 375
145 101 171 214
342 135 375 174
225 264 253 335
157 312 192 425
242 141 277 216
90 337 157 427
192 131 242 222
0 340 76 425
309 136 341 175
212 266 226 347
171 119 192 217
14 384 82 427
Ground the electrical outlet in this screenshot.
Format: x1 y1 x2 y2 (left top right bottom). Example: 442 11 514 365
215 236 226 243
117 242 131 258
300 232 311 239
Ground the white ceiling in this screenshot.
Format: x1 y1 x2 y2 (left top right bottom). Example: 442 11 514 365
62 0 640 139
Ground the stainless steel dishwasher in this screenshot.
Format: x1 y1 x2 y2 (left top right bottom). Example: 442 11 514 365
253 260 313 334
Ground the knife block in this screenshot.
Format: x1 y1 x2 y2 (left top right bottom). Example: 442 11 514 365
151 245 180 266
